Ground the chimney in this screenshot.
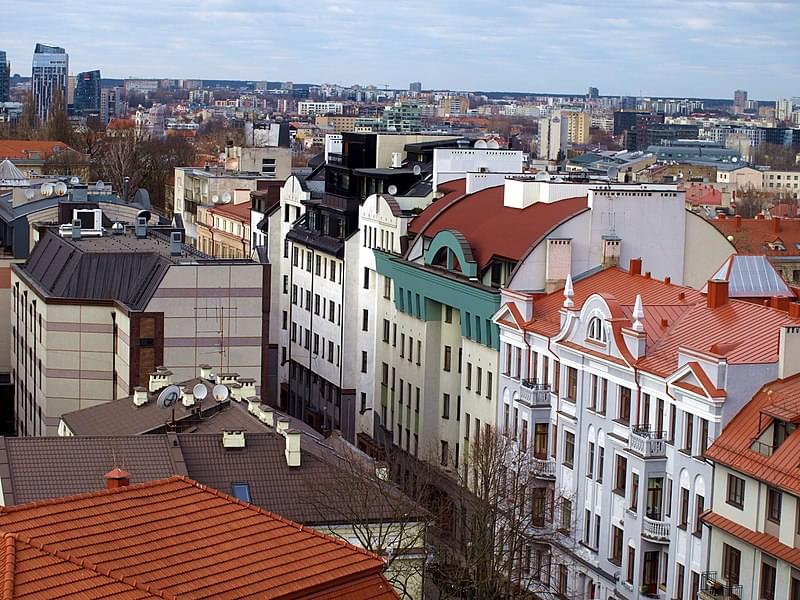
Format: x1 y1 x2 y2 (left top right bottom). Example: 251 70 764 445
629 257 642 276
246 396 260 414
284 430 301 467
789 303 800 318
222 430 246 449
199 364 213 380
602 237 621 268
735 215 742 231
664 276 671 285
276 418 290 436
236 378 256 401
104 468 131 489
133 386 148 407
170 231 182 256
375 461 389 481
182 386 195 408
135 216 147 238
773 216 781 233
71 218 81 240
707 279 729 309
779 325 800 380
148 367 173 392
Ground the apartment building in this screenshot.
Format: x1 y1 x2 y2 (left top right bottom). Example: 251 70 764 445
10 216 266 435
298 101 344 116
315 114 358 133
493 260 800 600
539 113 569 161
763 169 800 198
196 189 252 258
562 110 591 145
702 373 800 600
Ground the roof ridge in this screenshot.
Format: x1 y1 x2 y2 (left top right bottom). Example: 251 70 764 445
2 534 15 600
13 533 176 600
177 476 387 565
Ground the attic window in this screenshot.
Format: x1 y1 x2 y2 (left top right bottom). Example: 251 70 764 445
767 241 786 251
231 482 251 502
587 317 607 343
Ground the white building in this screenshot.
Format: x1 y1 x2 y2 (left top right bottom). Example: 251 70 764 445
298 101 344 116
539 113 569 161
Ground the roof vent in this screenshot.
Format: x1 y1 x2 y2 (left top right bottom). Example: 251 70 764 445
284 430 301 467
135 216 147 238
104 468 131 490
170 231 182 256
111 221 125 235
222 430 246 449
199 364 213 380
132 387 148 407
71 218 81 240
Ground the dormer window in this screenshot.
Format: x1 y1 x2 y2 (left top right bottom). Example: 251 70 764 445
588 317 607 343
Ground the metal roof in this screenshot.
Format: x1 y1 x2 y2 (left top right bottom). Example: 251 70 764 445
706 254 794 298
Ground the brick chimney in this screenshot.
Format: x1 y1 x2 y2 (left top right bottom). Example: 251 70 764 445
735 215 742 231
629 257 642 276
773 216 781 233
104 468 131 489
707 279 729 309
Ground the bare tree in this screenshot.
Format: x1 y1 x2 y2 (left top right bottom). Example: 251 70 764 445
96 134 145 200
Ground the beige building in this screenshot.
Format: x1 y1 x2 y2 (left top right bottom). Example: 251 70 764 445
562 110 591 144
437 95 470 117
763 169 800 198
10 217 267 436
197 189 252 258
315 115 358 133
716 165 763 190
223 145 291 179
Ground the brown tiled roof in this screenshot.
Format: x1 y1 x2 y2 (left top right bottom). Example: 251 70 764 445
0 476 397 599
209 200 252 221
712 216 800 256
703 511 800 568
705 374 800 496
409 182 589 270
0 140 76 160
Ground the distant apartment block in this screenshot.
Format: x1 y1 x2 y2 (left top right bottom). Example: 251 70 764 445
298 101 343 116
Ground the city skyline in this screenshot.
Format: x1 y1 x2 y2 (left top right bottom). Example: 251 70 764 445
3 0 799 99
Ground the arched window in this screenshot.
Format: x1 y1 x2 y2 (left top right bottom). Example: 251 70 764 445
588 317 607 343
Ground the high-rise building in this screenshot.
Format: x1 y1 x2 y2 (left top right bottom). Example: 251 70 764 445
31 43 68 124
409 81 422 93
561 110 590 144
0 50 10 102
73 69 101 116
776 97 793 121
587 86 599 99
538 112 569 160
733 89 748 113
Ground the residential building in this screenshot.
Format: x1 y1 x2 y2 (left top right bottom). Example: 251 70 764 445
298 101 343 116
716 164 763 190
31 43 68 124
72 69 101 117
492 259 800 599
197 189 252 257
223 143 291 178
763 169 800 198
122 78 159 94
409 82 422 93
99 86 125 124
539 113 569 160
0 50 9 103
438 95 470 117
776 98 794 122
315 114 358 133
10 218 267 435
562 110 591 145
0 472 398 599
381 100 422 132
702 373 800 600
0 139 89 178
734 90 748 113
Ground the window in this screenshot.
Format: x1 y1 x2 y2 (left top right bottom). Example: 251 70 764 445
362 309 369 331
281 311 287 330
231 482 251 503
400 334 405 358
363 267 370 289
614 455 627 494
566 366 578 402
668 404 676 444
767 487 782 523
761 561 776 600
361 351 367 373
466 363 472 389
476 367 482 395
626 546 635 584
610 525 623 565
587 442 595 478
598 377 607 414
665 478 673 518
589 374 597 410
417 340 421 365
588 316 606 342
553 360 561 395
675 563 685 600
444 305 452 323
442 394 450 419
722 543 741 584
486 371 493 399
534 423 548 459
699 418 709 454
558 564 568 596
694 494 704 537
382 319 390 343
440 440 449 466
564 431 575 468
383 276 391 299
656 397 664 433
560 498 572 532
678 487 690 529
630 473 639 513
597 447 604 483
618 387 631 424
443 346 451 371
683 413 694 454
641 393 650 428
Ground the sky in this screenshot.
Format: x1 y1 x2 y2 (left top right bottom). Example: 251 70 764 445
2 0 798 99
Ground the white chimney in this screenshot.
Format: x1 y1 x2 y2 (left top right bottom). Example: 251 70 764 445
199 364 213 380
391 152 403 168
246 396 261 414
133 387 148 407
222 430 246 449
237 378 257 401
148 367 173 392
276 418 290 436
285 430 301 467
182 386 195 407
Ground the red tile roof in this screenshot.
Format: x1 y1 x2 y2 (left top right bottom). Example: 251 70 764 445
705 374 800 497
0 140 76 160
409 182 588 270
0 476 397 600
703 511 800 568
209 200 252 221
712 217 800 256
682 183 722 207
409 178 466 234
520 266 800 376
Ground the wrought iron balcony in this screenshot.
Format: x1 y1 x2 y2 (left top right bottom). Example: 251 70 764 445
628 427 667 458
532 457 556 478
641 516 670 542
699 572 743 600
520 379 551 407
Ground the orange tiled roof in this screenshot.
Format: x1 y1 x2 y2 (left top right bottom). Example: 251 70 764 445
209 200 252 221
712 216 800 256
703 511 800 568
705 374 800 497
0 476 397 600
0 140 75 160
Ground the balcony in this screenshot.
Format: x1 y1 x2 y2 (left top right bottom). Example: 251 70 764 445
520 379 551 407
641 516 670 542
532 457 556 478
627 427 667 458
698 572 743 600
327 152 344 166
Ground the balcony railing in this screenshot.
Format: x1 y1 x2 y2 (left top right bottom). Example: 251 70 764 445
327 152 344 165
641 516 670 542
520 379 551 407
532 457 556 478
699 572 743 600
628 427 667 458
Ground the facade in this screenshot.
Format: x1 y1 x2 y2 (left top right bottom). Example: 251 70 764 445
315 114 358 133
31 43 68 124
703 373 800 600
223 144 291 178
10 218 266 435
734 90 748 113
539 113 569 161
763 169 800 198
0 50 9 103
381 101 422 132
562 110 591 145
72 69 101 116
492 261 800 600
298 101 344 116
196 190 252 258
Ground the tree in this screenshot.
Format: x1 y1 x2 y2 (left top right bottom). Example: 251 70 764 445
15 92 37 140
45 89 73 145
139 136 196 212
753 143 796 170
96 133 144 201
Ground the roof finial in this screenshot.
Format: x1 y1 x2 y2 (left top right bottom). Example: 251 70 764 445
632 294 644 332
563 273 574 309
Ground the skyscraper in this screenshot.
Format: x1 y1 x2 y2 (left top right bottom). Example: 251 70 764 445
733 89 748 113
409 81 422 93
31 43 68 124
73 70 101 116
0 51 9 102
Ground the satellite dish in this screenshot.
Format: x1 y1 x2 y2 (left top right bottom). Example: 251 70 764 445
412 164 422 176
54 182 67 196
731 157 738 163
24 189 35 201
220 192 232 204
535 172 549 181
607 166 620 181
211 194 219 204
474 139 488 149
95 181 105 192
40 183 53 197
212 384 230 402
487 139 500 149
387 185 398 196
156 385 181 409
136 209 151 221
69 176 80 185
192 383 208 400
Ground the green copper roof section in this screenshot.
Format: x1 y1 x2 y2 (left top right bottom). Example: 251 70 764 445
374 251 500 349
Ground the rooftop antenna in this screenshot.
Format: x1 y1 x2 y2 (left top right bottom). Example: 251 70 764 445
156 384 182 431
